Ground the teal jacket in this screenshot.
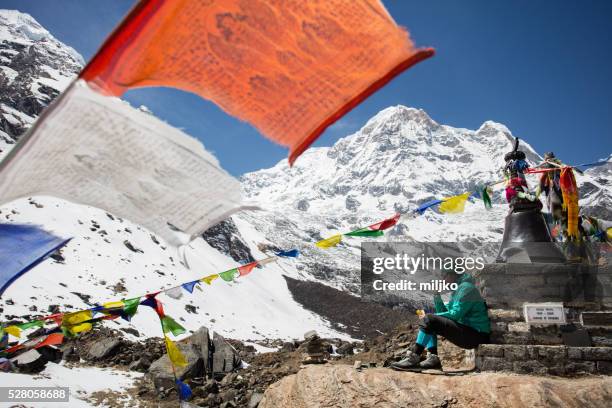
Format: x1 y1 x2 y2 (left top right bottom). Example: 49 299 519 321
434 273 490 333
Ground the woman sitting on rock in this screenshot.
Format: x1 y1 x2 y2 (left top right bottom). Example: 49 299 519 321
391 271 491 370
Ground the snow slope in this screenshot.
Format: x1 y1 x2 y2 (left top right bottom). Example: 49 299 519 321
0 362 141 408
0 196 349 341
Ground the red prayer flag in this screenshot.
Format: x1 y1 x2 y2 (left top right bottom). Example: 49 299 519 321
34 333 64 349
4 344 24 354
238 261 259 277
80 0 433 164
369 213 401 231
45 313 64 326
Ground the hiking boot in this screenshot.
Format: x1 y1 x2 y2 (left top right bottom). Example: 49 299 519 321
390 350 421 369
419 353 441 369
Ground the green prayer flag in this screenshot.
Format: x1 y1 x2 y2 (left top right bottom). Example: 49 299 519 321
219 268 238 282
17 320 44 331
344 228 385 237
481 187 492 210
161 316 186 336
122 297 140 317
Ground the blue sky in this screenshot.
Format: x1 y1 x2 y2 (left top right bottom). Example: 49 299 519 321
4 0 612 176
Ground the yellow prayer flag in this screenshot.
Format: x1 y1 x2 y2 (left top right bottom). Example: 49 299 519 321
63 310 93 326
315 234 343 249
69 322 93 334
439 192 471 214
4 325 21 338
62 310 94 335
201 274 219 285
103 301 124 310
165 335 188 367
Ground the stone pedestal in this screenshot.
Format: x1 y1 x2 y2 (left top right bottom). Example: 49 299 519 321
473 261 612 375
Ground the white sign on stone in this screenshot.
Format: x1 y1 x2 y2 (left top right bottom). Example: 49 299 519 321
523 302 566 325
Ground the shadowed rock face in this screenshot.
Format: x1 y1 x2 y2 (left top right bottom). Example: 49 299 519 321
201 217 255 263
259 365 612 408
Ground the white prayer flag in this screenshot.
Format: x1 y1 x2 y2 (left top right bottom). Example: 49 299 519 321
0 80 248 245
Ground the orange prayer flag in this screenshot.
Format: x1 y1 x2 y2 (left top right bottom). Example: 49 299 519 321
80 0 433 164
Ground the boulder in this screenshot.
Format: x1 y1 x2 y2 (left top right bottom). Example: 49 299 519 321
146 326 241 393
259 365 612 408
11 349 47 373
86 338 122 360
212 333 241 376
147 341 204 393
129 356 152 372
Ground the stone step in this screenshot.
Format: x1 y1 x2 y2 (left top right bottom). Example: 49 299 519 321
476 344 612 376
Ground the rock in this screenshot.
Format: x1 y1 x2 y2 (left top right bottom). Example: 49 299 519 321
248 392 264 408
86 338 122 360
123 240 143 253
129 356 151 372
303 330 318 341
212 333 241 377
148 342 203 393
61 346 79 362
259 365 612 408
146 326 215 392
336 342 354 356
11 349 48 374
201 218 255 263
281 342 295 352
120 327 140 337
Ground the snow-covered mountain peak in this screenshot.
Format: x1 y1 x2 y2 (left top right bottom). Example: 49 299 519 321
0 9 83 158
242 104 540 214
0 9 83 64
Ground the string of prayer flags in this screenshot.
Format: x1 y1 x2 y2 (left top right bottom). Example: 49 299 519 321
161 316 187 337
2 252 300 356
201 274 219 285
165 335 188 367
79 0 434 165
315 234 343 249
276 249 299 258
439 192 471 214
